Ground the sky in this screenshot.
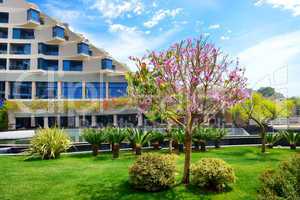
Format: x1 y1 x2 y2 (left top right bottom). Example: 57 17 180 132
29 0 300 97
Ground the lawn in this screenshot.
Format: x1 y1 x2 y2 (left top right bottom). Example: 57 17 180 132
0 146 299 200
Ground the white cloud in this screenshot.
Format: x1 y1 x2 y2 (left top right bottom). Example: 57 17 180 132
238 30 300 96
255 0 300 16
44 3 81 22
90 0 144 19
208 24 221 29
108 24 137 33
220 36 230 40
143 8 183 28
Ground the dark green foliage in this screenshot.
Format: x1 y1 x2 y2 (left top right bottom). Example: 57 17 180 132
129 153 177 191
266 132 282 149
258 155 300 200
192 127 213 152
0 106 8 131
105 127 128 158
82 128 106 156
282 131 299 150
149 130 165 150
127 128 152 155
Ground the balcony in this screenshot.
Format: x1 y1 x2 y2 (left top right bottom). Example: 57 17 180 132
13 28 35 40
63 60 83 71
38 58 58 71
10 43 31 55
101 58 115 71
76 42 90 58
38 43 59 56
47 26 65 44
22 8 40 28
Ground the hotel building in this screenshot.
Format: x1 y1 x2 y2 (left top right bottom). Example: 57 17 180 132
0 0 142 130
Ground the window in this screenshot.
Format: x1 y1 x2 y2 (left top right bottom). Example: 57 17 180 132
38 58 58 71
0 28 8 38
101 58 115 70
53 26 65 38
109 82 128 98
62 82 82 99
86 82 106 99
27 9 40 23
38 43 59 56
36 82 58 99
10 82 32 99
10 43 31 55
9 59 30 70
16 117 31 130
13 28 34 39
0 43 7 54
0 12 8 23
63 60 83 71
0 81 5 99
0 59 6 70
77 42 89 55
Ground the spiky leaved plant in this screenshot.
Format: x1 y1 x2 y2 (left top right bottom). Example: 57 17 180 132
105 127 127 158
266 132 282 149
210 128 228 149
150 130 165 150
283 131 299 150
127 128 152 155
82 128 106 156
192 127 212 152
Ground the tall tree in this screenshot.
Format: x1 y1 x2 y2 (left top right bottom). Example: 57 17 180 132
231 92 294 153
127 38 248 184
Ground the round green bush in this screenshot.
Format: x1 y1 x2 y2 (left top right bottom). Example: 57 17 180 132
29 128 71 160
191 158 236 191
129 153 177 191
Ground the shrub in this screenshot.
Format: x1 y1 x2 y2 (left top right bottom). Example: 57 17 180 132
168 127 185 154
105 127 127 158
127 128 152 155
283 131 299 150
150 130 165 150
258 155 300 200
210 128 228 148
0 105 8 131
191 158 236 191
266 132 282 149
129 153 177 191
82 128 106 156
29 128 71 160
192 127 212 152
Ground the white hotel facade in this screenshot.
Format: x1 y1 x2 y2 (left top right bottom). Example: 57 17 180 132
0 0 142 130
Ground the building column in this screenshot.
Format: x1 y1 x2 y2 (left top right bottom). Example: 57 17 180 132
30 115 35 128
31 81 36 99
113 114 118 127
91 115 97 127
75 115 80 128
82 81 86 99
8 111 16 130
137 112 143 127
106 81 109 99
56 115 61 127
57 81 62 99
44 117 48 128
5 81 9 99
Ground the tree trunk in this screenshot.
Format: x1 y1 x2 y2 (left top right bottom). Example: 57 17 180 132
152 142 160 150
261 125 266 153
173 141 180 155
169 139 173 154
113 143 120 158
131 143 136 153
214 140 220 149
135 144 142 155
182 118 193 185
200 141 206 152
194 142 200 151
91 145 99 156
267 144 273 149
290 144 296 150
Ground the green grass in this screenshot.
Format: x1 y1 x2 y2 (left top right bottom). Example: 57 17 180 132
0 146 299 200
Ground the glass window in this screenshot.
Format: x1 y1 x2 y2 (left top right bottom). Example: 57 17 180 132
0 43 7 54
101 58 114 70
27 9 40 23
16 117 31 130
0 28 8 38
10 43 31 55
63 60 83 71
77 42 89 55
38 58 58 71
0 81 5 99
53 26 65 38
9 59 30 70
0 12 8 23
109 82 128 98
13 28 34 39
36 82 57 99
38 43 59 56
0 59 6 70
10 82 32 99
62 82 82 99
86 82 106 99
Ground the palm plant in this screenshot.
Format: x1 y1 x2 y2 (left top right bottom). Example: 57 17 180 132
150 130 165 150
266 132 282 149
82 128 106 156
210 128 228 148
168 127 185 154
127 128 152 155
283 131 299 150
192 127 212 152
105 127 127 158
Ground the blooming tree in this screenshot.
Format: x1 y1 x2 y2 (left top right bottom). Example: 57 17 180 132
127 38 248 184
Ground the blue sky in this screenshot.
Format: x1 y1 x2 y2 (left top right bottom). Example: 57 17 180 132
30 0 300 97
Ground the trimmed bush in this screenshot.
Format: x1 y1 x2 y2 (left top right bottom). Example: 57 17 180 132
258 155 300 200
191 158 236 191
129 153 177 191
29 128 71 160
